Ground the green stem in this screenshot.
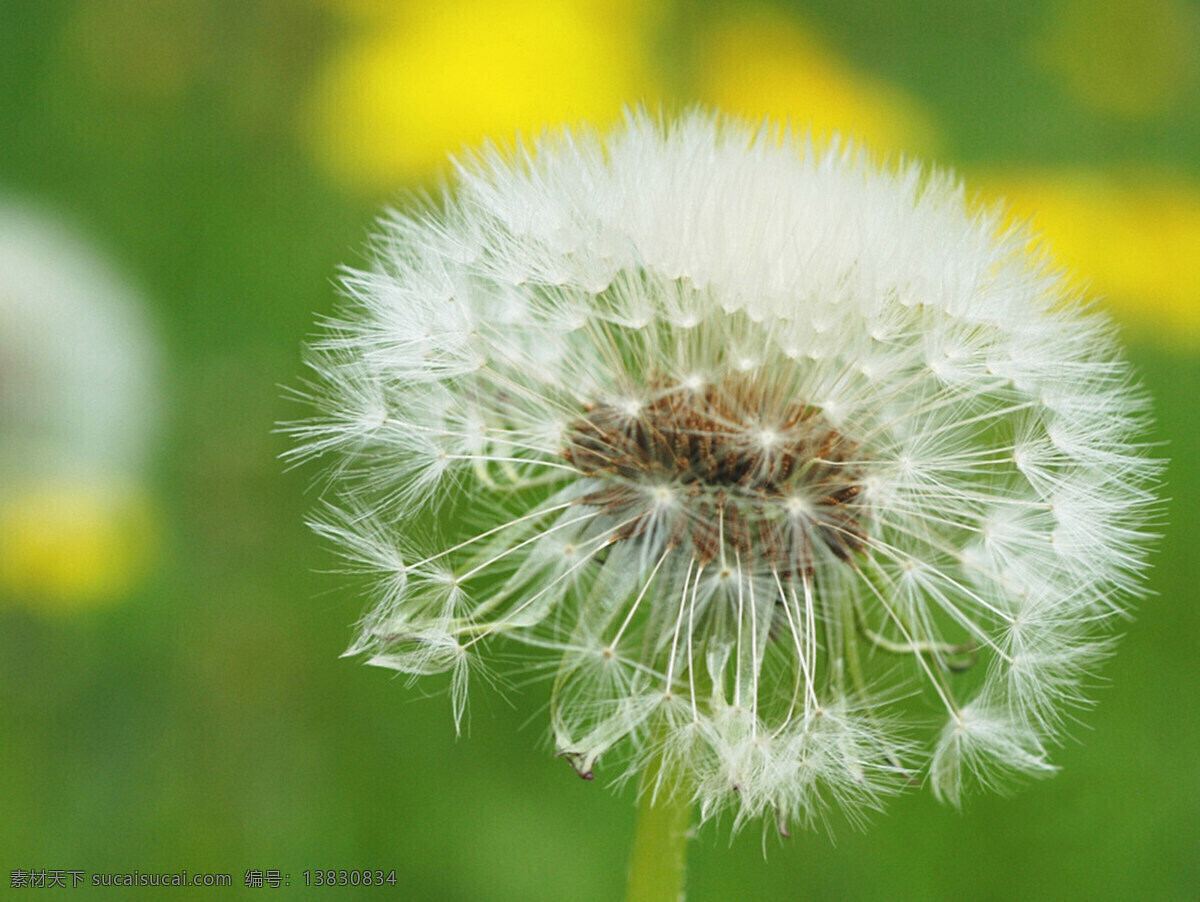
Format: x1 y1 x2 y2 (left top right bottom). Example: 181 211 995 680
625 754 692 902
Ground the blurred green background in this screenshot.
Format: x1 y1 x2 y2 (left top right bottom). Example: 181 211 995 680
1 1 1197 899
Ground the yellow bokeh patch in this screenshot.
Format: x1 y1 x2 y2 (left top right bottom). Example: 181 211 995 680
695 6 941 158
0 479 156 613
1033 0 1199 120
982 169 1200 346
303 0 662 189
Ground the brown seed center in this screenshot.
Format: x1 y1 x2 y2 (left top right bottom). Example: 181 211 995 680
562 376 868 572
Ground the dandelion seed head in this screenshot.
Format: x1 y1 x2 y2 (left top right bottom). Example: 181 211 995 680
292 111 1160 833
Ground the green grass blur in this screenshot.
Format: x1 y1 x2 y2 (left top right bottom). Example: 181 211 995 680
1 1 1197 899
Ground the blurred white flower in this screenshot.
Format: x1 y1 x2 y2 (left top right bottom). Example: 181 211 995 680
293 112 1158 831
0 204 160 609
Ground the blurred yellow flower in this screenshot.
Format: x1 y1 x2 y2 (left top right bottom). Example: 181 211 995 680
303 0 661 189
983 170 1200 346
0 481 155 612
1033 0 1199 119
695 7 940 157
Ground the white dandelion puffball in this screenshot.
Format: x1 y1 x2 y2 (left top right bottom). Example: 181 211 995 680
1 203 160 607
0 204 158 481
295 112 1157 831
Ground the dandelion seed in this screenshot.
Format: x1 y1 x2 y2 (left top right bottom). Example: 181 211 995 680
292 111 1159 833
